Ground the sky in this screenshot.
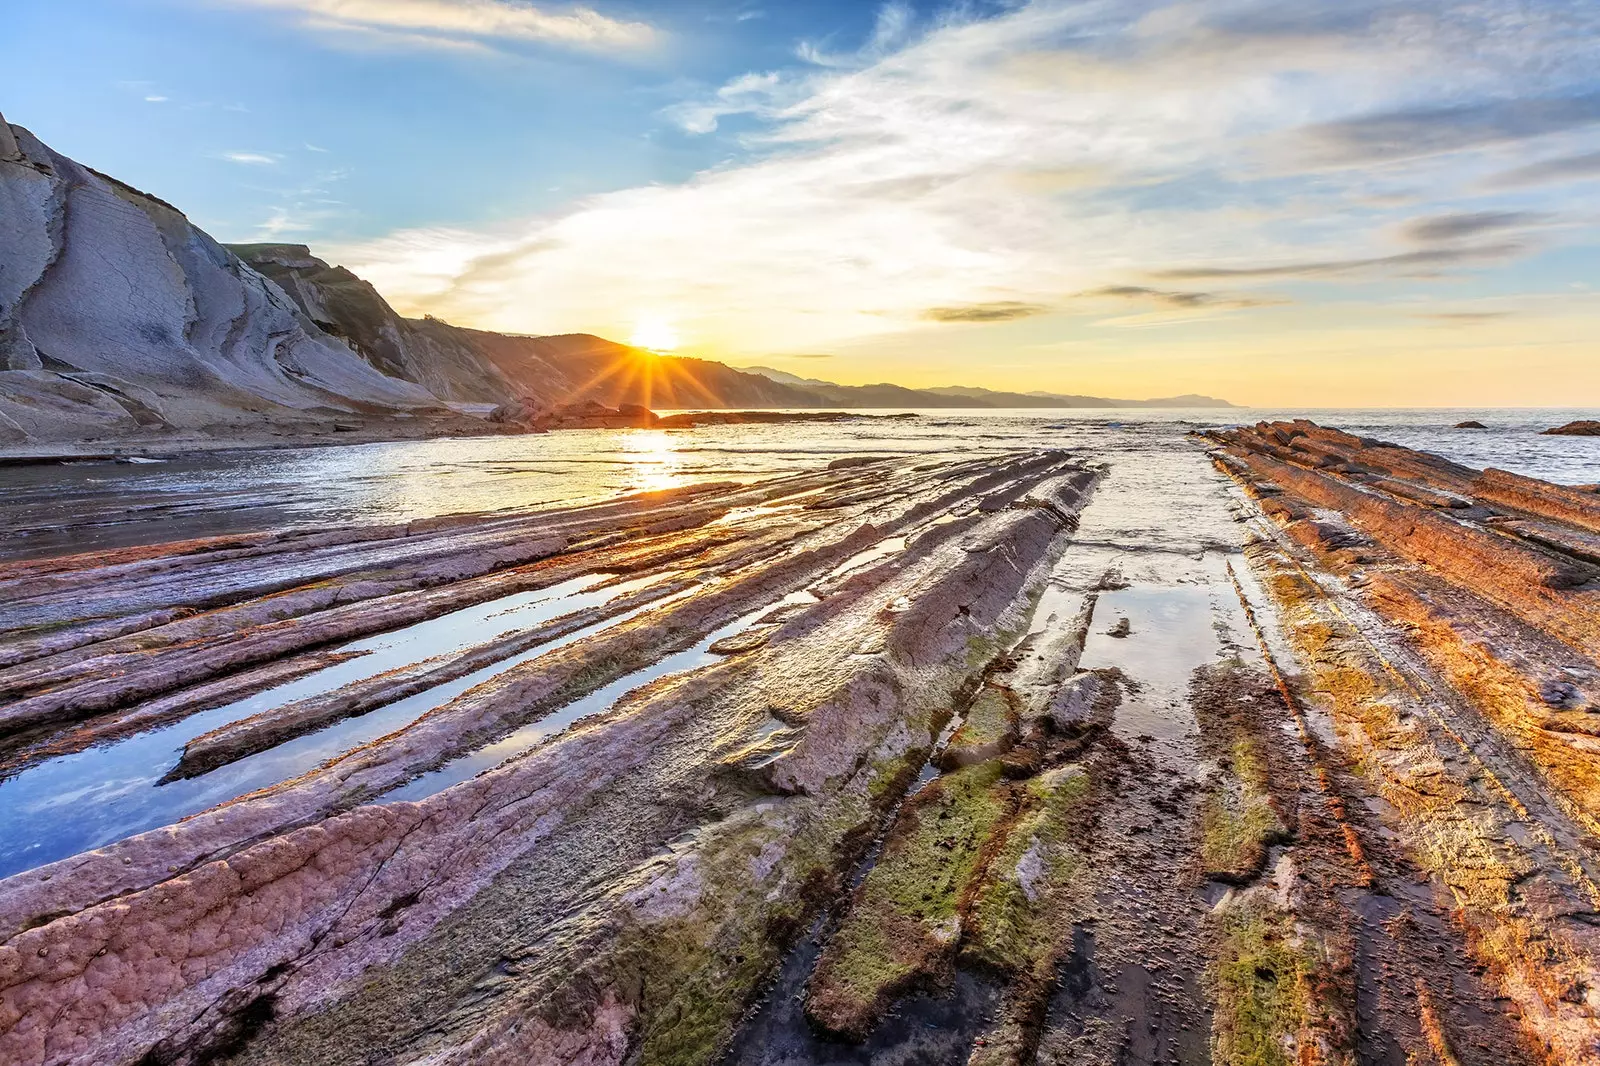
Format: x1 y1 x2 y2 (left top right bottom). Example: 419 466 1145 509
6 0 1600 406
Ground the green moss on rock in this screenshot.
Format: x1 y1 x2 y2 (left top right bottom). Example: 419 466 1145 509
1201 739 1287 883
805 760 1015 1039
1211 895 1320 1066
940 685 1019 769
964 765 1090 975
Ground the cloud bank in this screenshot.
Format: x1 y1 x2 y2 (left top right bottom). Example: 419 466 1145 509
326 0 1600 364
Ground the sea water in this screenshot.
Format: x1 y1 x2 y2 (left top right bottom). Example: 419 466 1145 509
1 407 1596 561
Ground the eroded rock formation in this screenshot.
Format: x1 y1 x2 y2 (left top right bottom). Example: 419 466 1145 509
0 113 442 443
3 425 1599 1066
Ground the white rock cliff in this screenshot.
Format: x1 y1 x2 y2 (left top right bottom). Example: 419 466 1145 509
0 113 441 443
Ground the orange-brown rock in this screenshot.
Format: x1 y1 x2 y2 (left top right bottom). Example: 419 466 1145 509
1210 423 1600 659
1543 420 1600 436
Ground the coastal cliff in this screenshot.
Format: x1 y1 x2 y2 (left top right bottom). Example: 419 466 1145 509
0 113 1234 451
0 112 441 444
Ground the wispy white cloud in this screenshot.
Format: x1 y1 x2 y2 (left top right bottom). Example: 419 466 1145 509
797 0 918 68
328 0 1600 364
144 95 169 103
252 205 314 239
243 165 354 240
221 151 282 165
217 0 657 53
663 71 787 134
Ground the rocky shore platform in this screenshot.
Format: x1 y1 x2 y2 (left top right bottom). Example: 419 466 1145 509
0 429 1597 1065
0 407 912 465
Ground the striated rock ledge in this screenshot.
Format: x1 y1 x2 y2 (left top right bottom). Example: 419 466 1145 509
1205 419 1600 1065
0 453 1104 1065
4 429 1600 1065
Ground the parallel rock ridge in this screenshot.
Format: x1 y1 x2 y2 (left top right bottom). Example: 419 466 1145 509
4 424 1600 1064
1206 419 1600 1065
0 452 1104 1065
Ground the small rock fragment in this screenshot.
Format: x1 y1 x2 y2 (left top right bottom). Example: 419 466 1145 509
1540 680 1584 709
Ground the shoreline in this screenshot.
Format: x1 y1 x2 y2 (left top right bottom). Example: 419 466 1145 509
0 409 918 465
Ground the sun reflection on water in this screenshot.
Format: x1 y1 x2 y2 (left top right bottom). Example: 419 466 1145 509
619 429 686 493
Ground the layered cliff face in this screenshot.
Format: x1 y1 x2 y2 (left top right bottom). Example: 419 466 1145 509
232 244 524 405
0 115 443 444
229 245 827 412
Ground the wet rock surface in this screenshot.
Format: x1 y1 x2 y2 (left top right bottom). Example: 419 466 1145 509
1 425 1597 1065
1207 419 1600 1065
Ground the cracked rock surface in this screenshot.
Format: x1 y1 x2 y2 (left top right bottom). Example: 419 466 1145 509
1 423 1597 1066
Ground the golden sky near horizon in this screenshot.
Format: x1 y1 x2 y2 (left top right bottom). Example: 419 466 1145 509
93 0 1590 408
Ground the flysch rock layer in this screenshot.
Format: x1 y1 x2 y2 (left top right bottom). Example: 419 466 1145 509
0 113 445 443
1208 420 1600 1064
0 453 1096 1065
6 429 1600 1066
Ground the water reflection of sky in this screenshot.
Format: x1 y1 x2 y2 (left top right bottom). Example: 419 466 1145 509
3 407 1597 562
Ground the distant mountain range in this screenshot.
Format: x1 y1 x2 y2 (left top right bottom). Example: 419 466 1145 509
0 110 1231 446
737 366 1235 409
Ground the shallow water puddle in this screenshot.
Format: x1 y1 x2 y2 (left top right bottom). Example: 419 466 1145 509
384 591 806 802
1076 564 1256 741
824 535 909 581
0 572 685 877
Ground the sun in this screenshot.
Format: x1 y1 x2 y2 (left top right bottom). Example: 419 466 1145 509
629 315 679 353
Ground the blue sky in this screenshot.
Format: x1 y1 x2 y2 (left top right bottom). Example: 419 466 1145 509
7 1 916 239
7 0 1600 404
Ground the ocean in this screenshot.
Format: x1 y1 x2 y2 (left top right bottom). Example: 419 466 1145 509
2 407 1596 562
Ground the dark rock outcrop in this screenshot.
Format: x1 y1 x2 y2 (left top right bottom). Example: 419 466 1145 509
654 410 875 429
1543 420 1600 436
488 398 659 432
1455 420 1487 429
